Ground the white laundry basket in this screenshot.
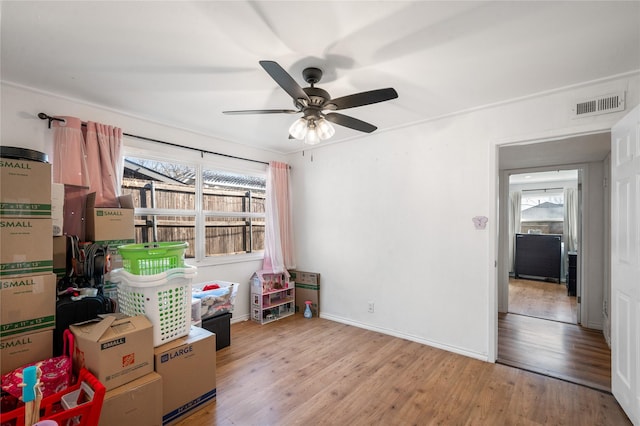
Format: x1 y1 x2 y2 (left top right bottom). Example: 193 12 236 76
110 266 197 346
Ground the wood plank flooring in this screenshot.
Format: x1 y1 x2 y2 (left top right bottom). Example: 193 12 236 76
498 312 612 393
177 315 629 426
508 278 577 323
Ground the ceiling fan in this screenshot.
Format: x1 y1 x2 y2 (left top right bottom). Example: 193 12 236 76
223 60 398 145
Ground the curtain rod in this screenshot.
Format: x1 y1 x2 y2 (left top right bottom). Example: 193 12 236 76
37 112 269 166
521 187 564 192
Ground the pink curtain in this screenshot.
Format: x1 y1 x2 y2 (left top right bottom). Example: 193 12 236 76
52 116 90 187
53 117 91 239
262 161 296 273
85 122 123 207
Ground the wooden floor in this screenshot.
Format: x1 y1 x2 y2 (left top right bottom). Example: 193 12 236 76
503 277 611 393
498 312 612 392
177 315 630 426
508 278 577 323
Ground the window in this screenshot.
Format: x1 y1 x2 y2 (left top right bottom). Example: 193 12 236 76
121 155 266 263
520 191 564 235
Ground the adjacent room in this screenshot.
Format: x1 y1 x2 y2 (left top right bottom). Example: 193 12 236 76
508 169 580 323
1 1 638 425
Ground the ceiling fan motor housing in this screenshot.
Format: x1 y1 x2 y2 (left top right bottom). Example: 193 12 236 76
301 87 330 109
302 67 323 85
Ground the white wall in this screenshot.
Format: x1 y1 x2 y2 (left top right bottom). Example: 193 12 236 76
0 82 286 322
287 73 639 360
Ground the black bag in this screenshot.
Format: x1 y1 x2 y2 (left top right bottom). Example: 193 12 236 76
53 294 114 356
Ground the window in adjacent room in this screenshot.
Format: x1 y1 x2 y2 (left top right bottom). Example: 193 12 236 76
520 190 564 235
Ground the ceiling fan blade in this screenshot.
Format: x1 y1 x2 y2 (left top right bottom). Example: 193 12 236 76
259 60 310 104
325 113 377 133
223 109 299 115
325 88 398 110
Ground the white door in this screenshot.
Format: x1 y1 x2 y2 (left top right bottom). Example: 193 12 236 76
611 104 640 425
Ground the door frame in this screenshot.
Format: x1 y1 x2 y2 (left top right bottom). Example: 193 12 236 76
489 129 611 362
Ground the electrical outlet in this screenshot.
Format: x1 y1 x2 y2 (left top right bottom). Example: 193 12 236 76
368 301 374 313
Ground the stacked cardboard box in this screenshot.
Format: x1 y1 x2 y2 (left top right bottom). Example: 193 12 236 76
70 313 163 425
84 319 217 426
0 157 56 375
84 192 135 246
154 326 217 425
85 191 136 307
99 371 163 426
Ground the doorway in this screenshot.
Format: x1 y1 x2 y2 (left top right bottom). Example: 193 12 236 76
507 169 579 325
495 132 611 390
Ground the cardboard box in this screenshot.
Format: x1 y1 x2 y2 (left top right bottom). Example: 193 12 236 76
290 270 320 316
0 157 51 218
1 330 53 375
154 326 216 425
85 192 135 245
99 372 163 426
62 185 86 240
0 218 53 277
1 273 56 338
70 314 154 391
53 235 69 279
52 182 64 236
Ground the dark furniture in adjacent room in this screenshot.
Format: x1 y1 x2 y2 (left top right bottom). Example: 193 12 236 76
567 251 577 296
514 233 562 283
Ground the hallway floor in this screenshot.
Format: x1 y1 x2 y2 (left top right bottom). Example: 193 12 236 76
508 277 577 323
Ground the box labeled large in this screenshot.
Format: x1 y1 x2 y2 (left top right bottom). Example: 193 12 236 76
0 330 53 375
70 314 154 391
85 192 135 245
99 372 163 426
1 273 56 338
290 270 320 317
154 326 216 425
0 218 53 277
0 157 51 218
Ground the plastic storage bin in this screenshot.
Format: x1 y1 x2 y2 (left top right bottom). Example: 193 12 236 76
0 368 105 426
117 242 188 275
110 266 197 346
192 280 239 320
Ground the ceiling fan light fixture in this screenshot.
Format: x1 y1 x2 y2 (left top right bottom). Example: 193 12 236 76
289 117 308 140
304 120 321 145
304 128 321 145
316 118 335 140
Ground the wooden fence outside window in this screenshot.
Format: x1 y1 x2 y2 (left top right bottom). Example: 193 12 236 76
121 178 265 257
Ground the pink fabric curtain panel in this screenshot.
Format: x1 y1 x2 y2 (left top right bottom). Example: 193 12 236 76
85 122 123 207
52 116 90 187
262 161 296 273
53 117 91 239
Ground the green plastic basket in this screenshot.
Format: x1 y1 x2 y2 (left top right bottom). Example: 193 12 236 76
117 242 188 275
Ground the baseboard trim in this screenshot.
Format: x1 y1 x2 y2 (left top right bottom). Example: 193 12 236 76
319 313 488 362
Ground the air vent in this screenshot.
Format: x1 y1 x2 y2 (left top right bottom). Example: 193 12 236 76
572 92 625 118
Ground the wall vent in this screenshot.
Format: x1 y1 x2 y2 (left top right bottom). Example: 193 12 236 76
572 92 625 118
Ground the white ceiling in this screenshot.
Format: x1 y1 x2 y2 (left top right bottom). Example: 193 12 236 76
2 1 639 154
